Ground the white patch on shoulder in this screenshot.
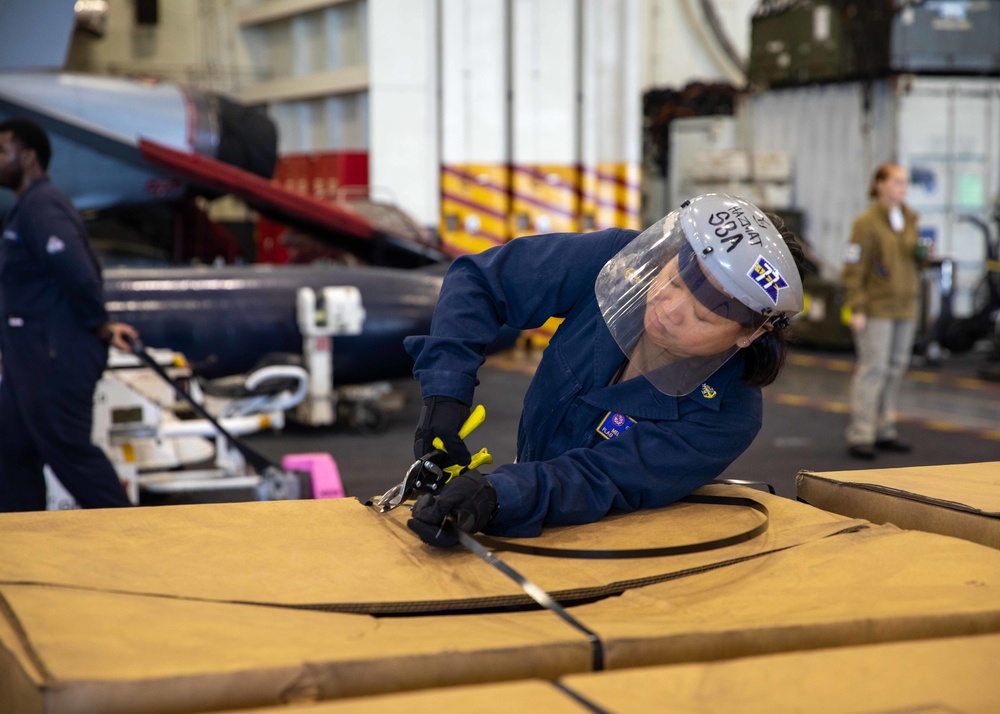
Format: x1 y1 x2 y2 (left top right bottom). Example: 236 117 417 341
46 235 65 254
843 243 861 264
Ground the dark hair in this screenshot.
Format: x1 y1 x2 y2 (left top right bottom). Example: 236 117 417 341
0 118 52 171
741 212 806 387
868 162 902 199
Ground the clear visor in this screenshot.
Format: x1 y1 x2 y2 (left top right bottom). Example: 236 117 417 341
596 211 770 396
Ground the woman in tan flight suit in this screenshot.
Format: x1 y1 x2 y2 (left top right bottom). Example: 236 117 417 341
843 162 926 460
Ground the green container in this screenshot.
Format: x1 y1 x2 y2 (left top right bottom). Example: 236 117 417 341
749 1 892 89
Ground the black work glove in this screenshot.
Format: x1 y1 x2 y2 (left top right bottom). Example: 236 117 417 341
413 396 472 467
407 470 498 547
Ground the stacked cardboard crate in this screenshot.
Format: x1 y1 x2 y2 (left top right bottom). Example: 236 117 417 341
2 475 999 712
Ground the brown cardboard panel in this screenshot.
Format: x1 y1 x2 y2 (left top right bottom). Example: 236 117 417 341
798 461 1000 549
211 680 592 714
0 605 44 714
2 526 999 713
570 526 1000 669
562 633 1000 713
0 485 864 613
216 634 1000 713
798 461 1000 513
0 583 592 714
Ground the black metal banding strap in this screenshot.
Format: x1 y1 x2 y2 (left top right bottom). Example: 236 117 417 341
128 340 278 473
472 494 769 559
552 682 615 714
453 495 768 671
712 478 776 494
456 530 605 671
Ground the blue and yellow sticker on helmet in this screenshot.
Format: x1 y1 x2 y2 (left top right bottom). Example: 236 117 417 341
748 254 789 305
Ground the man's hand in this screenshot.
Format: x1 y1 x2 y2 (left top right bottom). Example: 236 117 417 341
413 396 472 467
849 313 867 334
407 470 498 547
97 322 140 352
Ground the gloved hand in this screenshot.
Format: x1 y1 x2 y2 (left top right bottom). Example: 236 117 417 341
413 396 472 467
407 470 498 547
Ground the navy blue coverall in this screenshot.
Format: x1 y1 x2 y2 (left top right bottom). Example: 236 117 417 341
405 228 762 537
0 178 130 510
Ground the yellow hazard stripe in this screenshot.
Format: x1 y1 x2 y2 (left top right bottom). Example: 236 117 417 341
580 162 641 231
509 164 579 239
507 163 579 342
440 164 510 254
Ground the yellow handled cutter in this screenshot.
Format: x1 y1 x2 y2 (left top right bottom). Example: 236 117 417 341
375 405 493 512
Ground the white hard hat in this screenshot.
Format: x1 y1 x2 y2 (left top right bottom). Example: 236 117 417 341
595 194 803 396
678 193 803 320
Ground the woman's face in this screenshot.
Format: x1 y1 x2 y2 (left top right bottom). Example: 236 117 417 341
643 255 752 358
876 165 908 207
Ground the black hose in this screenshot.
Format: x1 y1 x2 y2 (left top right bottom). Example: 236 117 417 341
126 336 279 474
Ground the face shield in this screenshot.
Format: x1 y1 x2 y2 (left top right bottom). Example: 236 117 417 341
596 194 803 396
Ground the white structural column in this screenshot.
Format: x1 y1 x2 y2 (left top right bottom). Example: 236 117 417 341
580 0 642 231
509 0 580 239
640 0 756 89
439 0 511 254
368 0 440 225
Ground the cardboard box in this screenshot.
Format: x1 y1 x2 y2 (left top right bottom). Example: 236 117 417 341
209 634 1000 713
2 496 1000 712
797 461 1000 549
563 632 1000 713
212 680 592 714
0 486 862 613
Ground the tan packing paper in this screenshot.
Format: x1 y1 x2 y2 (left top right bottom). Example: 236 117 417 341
797 461 1000 549
0 601 44 714
162 681 592 714
561 633 1000 713
2 525 999 713
0 583 593 714
572 525 1000 670
0 485 865 612
213 634 1000 713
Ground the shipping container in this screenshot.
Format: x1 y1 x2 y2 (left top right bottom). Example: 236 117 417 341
740 76 1000 320
748 0 999 90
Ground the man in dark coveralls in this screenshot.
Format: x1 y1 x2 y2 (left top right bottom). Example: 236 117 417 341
0 118 137 511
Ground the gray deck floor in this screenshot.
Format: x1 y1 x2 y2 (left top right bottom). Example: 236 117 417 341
238 344 1000 504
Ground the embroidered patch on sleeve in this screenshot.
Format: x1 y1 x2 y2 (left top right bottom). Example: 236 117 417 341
46 235 66 254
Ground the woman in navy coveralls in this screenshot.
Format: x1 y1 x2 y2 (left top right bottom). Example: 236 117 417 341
405 194 806 543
